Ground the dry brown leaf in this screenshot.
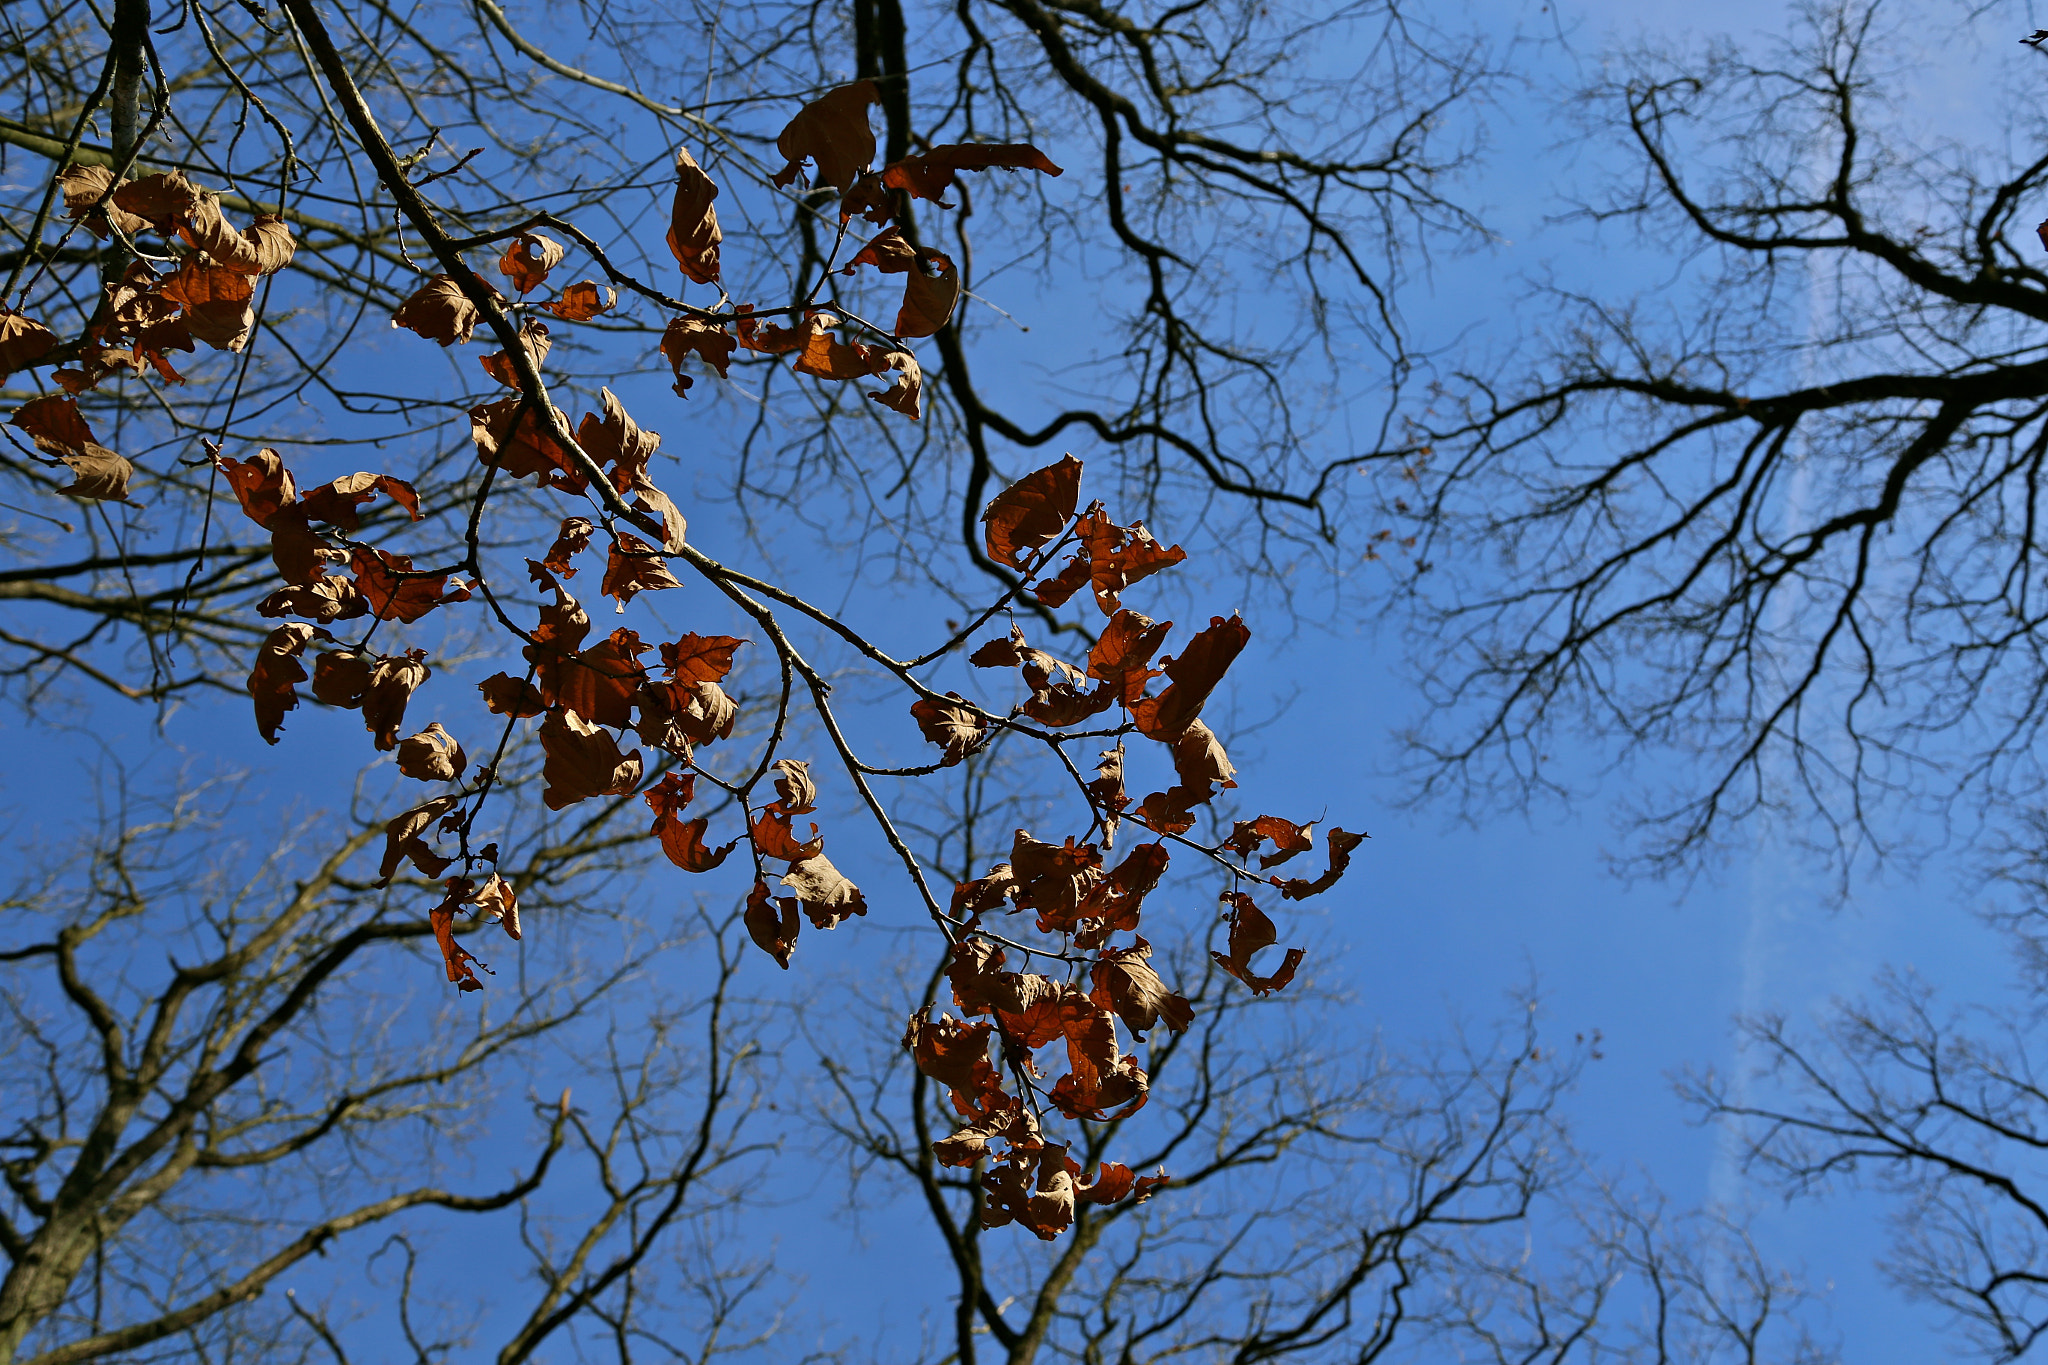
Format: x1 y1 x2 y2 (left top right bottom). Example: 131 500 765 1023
312 649 374 709
659 633 746 683
751 802 824 862
781 854 867 928
895 249 959 337
1211 891 1304 996
546 280 616 321
480 318 552 388
538 706 644 810
479 671 546 718
660 316 736 394
378 794 459 885
863 346 922 419
734 304 806 354
909 692 990 766
497 232 566 294
12 395 133 502
269 518 346 587
1075 503 1187 615
791 313 886 382
428 878 489 992
471 872 521 940
214 448 296 527
601 531 682 608
298 472 421 532
881 143 1064 206
556 627 649 731
362 650 431 751
109 170 205 231
392 274 491 345
744 879 801 968
158 254 255 351
1088 609 1171 702
1273 827 1367 900
540 516 595 577
469 397 585 492
58 164 147 239
180 195 295 275
1224 815 1314 869
1089 937 1191 1038
396 721 467 782
248 623 330 744
841 226 917 274
258 577 367 624
0 311 56 381
981 455 1082 567
772 80 881 190
667 146 723 284
772 758 817 812
658 813 738 872
351 547 471 624
1129 616 1250 742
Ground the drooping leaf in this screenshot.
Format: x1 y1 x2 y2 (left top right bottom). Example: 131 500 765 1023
470 397 584 492
392 274 496 345
428 877 488 992
781 855 867 928
378 794 460 885
478 671 546 718
667 146 723 284
480 317 552 388
497 232 566 294
1090 937 1192 1038
659 633 746 683
1129 616 1250 741
158 253 255 350
660 316 736 394
601 532 683 608
362 650 431 751
744 879 800 968
0 311 57 380
247 623 330 743
350 547 471 624
556 627 649 731
841 226 917 274
909 692 990 766
214 448 296 527
538 706 644 810
259 576 366 624
395 722 467 782
12 395 133 501
1211 891 1304 996
298 472 421 532
546 280 616 321
771 80 881 190
1224 815 1315 868
981 455 1082 567
540 516 595 578
312 649 374 708
895 248 959 338
865 347 922 419
751 802 824 862
1273 827 1367 900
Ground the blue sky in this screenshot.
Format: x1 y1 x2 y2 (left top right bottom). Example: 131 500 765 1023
9 0 2046 1358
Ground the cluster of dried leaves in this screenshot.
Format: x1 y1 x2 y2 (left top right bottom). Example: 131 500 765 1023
6 82 1358 1236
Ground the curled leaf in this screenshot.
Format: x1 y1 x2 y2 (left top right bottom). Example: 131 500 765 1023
981 455 1081 567
538 706 644 810
601 531 682 608
895 248 959 338
498 232 566 294
772 81 880 190
1274 827 1367 900
393 274 496 345
909 692 990 766
12 395 132 502
1211 891 1304 996
479 671 547 718
667 146 723 284
881 143 1063 206
744 879 801 968
396 722 467 782
248 623 330 743
660 316 736 394
781 854 867 929
362 650 431 751
546 280 616 321
378 794 460 885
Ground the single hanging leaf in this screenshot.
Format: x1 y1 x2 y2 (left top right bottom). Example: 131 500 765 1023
428 877 489 992
298 472 421 532
1090 937 1192 1038
362 650 431 751
1129 616 1251 741
479 671 546 718
538 706 644 810
667 146 723 284
1223 815 1315 869
159 253 256 350
841 226 917 275
771 80 881 190
214 448 297 527
350 547 471 624
1088 609 1172 702
660 317 735 394
480 318 552 388
378 794 460 885
12 395 133 501
1211 891 1304 996
744 880 801 968
0 311 57 380
881 143 1064 206
909 692 990 766
258 576 367 624
895 248 959 338
751 802 824 862
395 722 467 782
58 163 147 239
248 623 331 743
658 633 746 683
772 759 817 812
981 455 1082 567
646 770 739 872
1075 503 1187 614
540 516 595 577
863 346 922 419
601 532 683 608
546 280 616 321
393 274 497 345
1273 828 1367 900
792 313 887 382
556 627 649 731
497 232 566 294
781 855 867 929
470 397 585 492
312 649 375 708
